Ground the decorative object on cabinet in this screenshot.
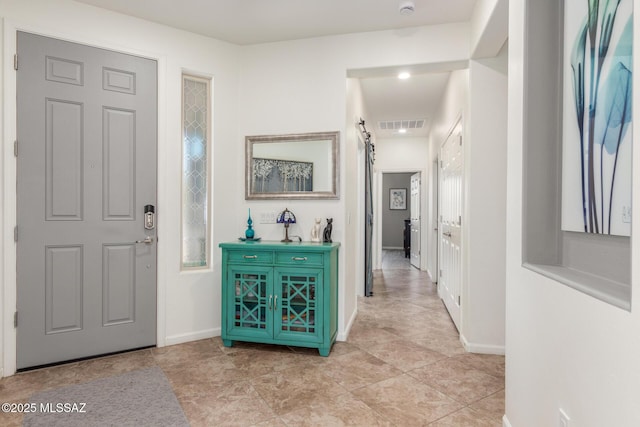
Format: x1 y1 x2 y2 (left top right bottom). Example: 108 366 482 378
277 208 296 242
323 218 333 243
219 240 340 356
245 209 255 239
389 188 407 210
311 218 322 242
245 131 340 200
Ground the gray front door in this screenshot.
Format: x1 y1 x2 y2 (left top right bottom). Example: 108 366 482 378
16 32 157 369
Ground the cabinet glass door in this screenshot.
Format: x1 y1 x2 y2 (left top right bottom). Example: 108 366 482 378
227 265 272 339
274 267 323 343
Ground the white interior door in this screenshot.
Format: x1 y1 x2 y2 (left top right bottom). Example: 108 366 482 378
410 173 421 268
438 122 463 329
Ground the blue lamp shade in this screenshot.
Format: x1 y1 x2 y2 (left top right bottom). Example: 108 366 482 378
277 208 296 242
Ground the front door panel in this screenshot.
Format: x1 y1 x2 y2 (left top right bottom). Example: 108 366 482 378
16 32 158 369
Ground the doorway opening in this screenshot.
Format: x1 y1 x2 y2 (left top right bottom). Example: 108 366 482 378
379 171 420 271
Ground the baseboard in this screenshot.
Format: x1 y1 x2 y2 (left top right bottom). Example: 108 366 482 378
337 307 358 341
426 269 437 283
502 414 512 427
460 334 505 355
164 328 220 347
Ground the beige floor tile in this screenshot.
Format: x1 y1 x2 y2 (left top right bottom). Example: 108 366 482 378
152 338 220 367
352 374 464 426
0 411 24 427
252 417 289 426
346 323 400 346
179 381 275 427
363 338 448 372
162 354 249 399
452 353 506 379
408 358 504 405
72 348 156 382
321 349 404 391
469 389 505 421
279 393 393 427
250 365 348 415
429 407 500 426
227 346 312 379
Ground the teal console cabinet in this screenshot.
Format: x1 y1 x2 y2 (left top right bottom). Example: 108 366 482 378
219 241 340 356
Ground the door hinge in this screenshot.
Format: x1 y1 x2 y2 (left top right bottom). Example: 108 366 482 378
458 135 462 146
14 140 18 157
14 54 18 71
458 295 461 305
458 215 462 226
439 269 443 278
14 226 18 242
14 311 18 328
440 160 443 169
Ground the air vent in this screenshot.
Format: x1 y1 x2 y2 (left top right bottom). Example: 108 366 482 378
378 119 426 131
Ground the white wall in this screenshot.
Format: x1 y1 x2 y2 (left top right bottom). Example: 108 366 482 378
344 77 368 315
0 0 240 375
464 49 507 353
505 1 640 425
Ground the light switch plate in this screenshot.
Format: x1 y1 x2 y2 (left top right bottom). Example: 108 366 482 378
260 212 277 224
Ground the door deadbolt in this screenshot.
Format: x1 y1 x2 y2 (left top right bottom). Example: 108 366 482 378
144 205 155 230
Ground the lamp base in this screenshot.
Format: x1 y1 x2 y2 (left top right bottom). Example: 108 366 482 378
282 223 292 242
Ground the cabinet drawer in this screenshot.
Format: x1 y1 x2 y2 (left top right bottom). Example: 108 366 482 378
275 252 323 266
227 250 274 264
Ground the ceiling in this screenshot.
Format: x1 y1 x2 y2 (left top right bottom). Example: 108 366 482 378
73 0 479 139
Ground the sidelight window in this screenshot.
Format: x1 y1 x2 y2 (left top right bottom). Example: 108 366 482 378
181 74 211 268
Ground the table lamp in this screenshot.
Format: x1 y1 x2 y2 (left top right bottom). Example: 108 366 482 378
277 208 296 242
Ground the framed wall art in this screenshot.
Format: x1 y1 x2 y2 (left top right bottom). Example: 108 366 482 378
561 0 633 236
389 188 407 210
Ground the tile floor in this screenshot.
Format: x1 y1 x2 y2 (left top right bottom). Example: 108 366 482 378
0 250 504 426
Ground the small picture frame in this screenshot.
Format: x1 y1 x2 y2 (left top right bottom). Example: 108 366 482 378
389 188 407 210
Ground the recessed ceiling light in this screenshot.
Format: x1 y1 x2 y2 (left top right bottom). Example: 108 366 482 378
398 72 411 80
398 129 407 134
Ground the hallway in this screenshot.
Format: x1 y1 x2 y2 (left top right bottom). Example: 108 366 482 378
1 259 504 426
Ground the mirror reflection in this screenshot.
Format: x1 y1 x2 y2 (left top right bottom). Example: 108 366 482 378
245 131 339 200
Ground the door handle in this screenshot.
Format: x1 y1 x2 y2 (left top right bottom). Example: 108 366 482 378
135 236 154 244
443 232 452 237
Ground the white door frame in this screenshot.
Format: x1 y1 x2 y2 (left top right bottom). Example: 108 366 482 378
374 168 427 270
2 21 168 377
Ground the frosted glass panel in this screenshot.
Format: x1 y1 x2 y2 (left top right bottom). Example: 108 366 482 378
182 75 210 268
